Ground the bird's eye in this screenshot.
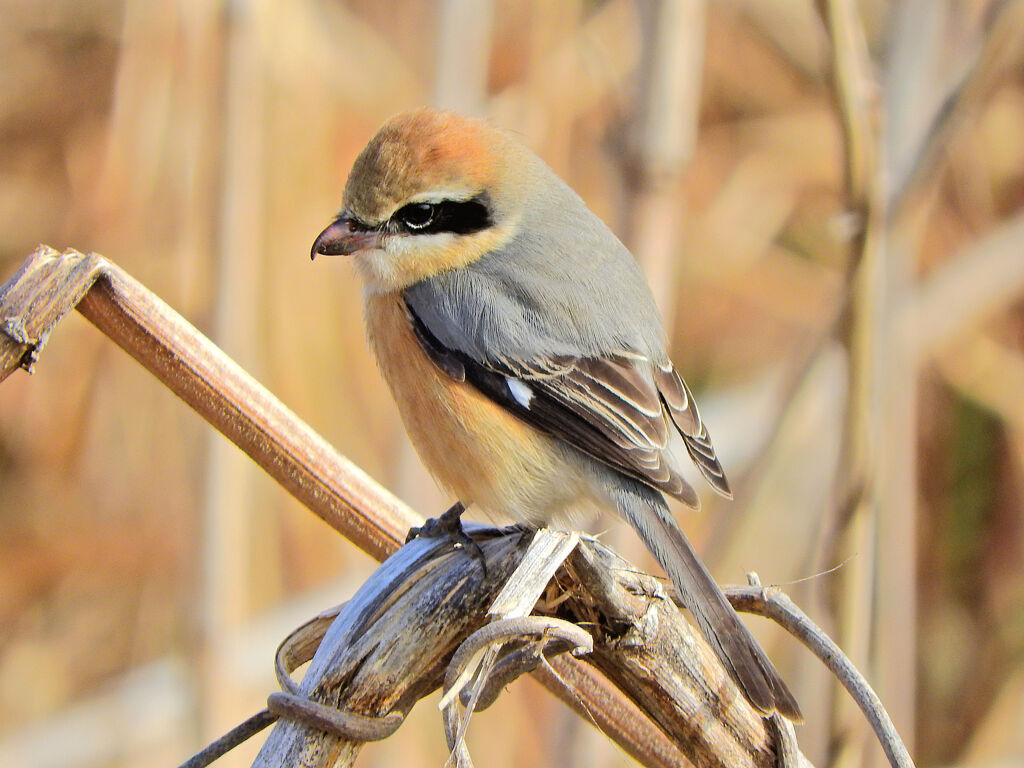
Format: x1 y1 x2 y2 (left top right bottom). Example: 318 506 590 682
398 203 436 231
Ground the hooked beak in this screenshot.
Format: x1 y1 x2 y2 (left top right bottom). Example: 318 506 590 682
310 217 382 260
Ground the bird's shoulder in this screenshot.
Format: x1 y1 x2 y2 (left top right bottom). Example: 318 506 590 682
403 199 663 364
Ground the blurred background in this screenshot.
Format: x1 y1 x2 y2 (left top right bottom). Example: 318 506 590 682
1 0 1023 766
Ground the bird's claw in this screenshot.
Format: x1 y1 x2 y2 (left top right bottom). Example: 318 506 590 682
406 501 488 576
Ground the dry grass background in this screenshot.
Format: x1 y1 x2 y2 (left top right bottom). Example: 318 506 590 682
0 1 1023 766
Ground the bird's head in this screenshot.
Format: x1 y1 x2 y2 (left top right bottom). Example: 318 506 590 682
312 108 531 293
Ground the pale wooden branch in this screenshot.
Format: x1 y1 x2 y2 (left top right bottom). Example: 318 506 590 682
560 543 796 768
529 654 690 768
247 526 809 768
728 583 913 768
192 532 921 768
266 573 765 768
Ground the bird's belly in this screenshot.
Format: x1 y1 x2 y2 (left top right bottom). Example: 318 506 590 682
364 292 600 525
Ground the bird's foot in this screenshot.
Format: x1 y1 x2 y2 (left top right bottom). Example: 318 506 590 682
406 501 487 575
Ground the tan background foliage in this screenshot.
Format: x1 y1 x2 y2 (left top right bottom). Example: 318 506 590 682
1 1 1023 766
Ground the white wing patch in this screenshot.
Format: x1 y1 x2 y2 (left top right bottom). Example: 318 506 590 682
505 377 534 408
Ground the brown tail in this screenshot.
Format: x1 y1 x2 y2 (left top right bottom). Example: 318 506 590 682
613 481 803 721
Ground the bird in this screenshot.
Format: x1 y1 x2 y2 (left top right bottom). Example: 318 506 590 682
311 107 801 721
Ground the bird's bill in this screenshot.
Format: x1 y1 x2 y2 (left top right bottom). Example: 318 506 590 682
310 217 382 259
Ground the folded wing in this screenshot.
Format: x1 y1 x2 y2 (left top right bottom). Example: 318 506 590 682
405 299 730 506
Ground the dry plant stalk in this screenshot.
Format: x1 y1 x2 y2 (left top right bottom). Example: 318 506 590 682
254 529 542 768
818 0 890 761
247 527 796 768
814 2 1024 761
0 247 913 767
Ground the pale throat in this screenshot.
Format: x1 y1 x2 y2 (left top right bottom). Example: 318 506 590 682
352 215 521 294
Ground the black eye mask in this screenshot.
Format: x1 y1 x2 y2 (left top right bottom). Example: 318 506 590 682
392 196 492 236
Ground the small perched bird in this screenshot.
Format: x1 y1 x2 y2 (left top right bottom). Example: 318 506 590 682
312 108 801 721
